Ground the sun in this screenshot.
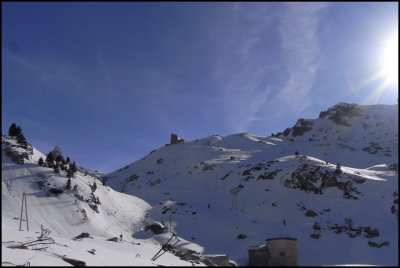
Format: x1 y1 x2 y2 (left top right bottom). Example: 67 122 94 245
379 33 398 85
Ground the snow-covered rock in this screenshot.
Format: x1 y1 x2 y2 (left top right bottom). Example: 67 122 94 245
105 103 398 266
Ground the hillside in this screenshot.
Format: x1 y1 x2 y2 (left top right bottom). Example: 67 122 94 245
104 103 398 265
1 136 207 266
2 103 398 266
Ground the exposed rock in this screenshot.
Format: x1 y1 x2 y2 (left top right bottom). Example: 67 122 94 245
73 232 91 240
305 210 318 217
127 174 139 181
145 223 166 234
319 103 363 127
48 188 64 196
242 169 252 176
388 163 398 171
284 164 359 199
363 227 380 238
4 146 31 164
310 233 321 239
368 241 390 248
292 119 314 136
148 179 161 186
352 178 366 184
313 222 321 230
220 173 231 180
363 143 383 154
257 170 281 180
283 128 291 137
62 257 86 266
88 203 99 213
237 233 247 239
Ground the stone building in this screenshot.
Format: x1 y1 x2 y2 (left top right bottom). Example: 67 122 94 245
248 237 298 266
170 133 185 145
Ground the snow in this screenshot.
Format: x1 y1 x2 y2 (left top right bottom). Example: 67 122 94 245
2 103 398 266
2 137 205 266
104 103 398 266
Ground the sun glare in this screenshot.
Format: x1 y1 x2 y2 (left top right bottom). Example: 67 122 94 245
379 33 398 85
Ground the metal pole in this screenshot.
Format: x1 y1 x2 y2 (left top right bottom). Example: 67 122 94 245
235 194 238 210
19 193 24 231
25 194 29 231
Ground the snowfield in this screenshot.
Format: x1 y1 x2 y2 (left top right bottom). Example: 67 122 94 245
2 137 207 266
2 103 398 266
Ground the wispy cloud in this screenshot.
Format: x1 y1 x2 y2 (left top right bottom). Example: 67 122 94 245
4 45 53 82
3 44 89 90
211 3 277 133
210 3 328 134
275 3 328 112
3 44 114 112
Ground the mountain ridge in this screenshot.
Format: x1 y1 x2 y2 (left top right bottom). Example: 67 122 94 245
2 102 398 266
104 102 398 265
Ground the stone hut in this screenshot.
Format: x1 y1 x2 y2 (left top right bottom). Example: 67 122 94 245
248 245 270 266
248 237 298 266
170 133 185 145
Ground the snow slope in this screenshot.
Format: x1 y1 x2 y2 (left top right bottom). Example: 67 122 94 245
105 103 398 266
2 136 206 266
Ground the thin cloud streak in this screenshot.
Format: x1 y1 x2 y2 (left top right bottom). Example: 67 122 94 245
212 3 276 133
213 3 328 134
276 3 328 113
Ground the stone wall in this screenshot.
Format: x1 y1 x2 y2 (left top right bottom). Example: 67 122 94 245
266 238 298 266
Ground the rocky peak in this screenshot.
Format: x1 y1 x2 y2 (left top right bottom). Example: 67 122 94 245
318 103 364 127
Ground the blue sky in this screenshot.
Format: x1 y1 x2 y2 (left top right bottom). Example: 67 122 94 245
2 2 398 173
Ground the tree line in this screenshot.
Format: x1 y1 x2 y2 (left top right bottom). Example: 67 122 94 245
8 122 78 179
8 122 29 149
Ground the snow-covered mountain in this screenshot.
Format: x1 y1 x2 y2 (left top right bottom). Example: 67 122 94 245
2 136 206 266
2 102 398 266
104 103 398 266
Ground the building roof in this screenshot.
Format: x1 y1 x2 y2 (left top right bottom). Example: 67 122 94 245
248 245 268 250
265 237 297 242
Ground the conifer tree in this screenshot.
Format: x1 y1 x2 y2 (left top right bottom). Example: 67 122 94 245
38 157 44 166
16 126 22 138
53 164 60 174
67 168 74 178
91 182 97 193
65 178 71 190
71 161 77 173
16 132 28 148
8 123 18 138
46 152 54 168
55 155 64 165
66 157 70 164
